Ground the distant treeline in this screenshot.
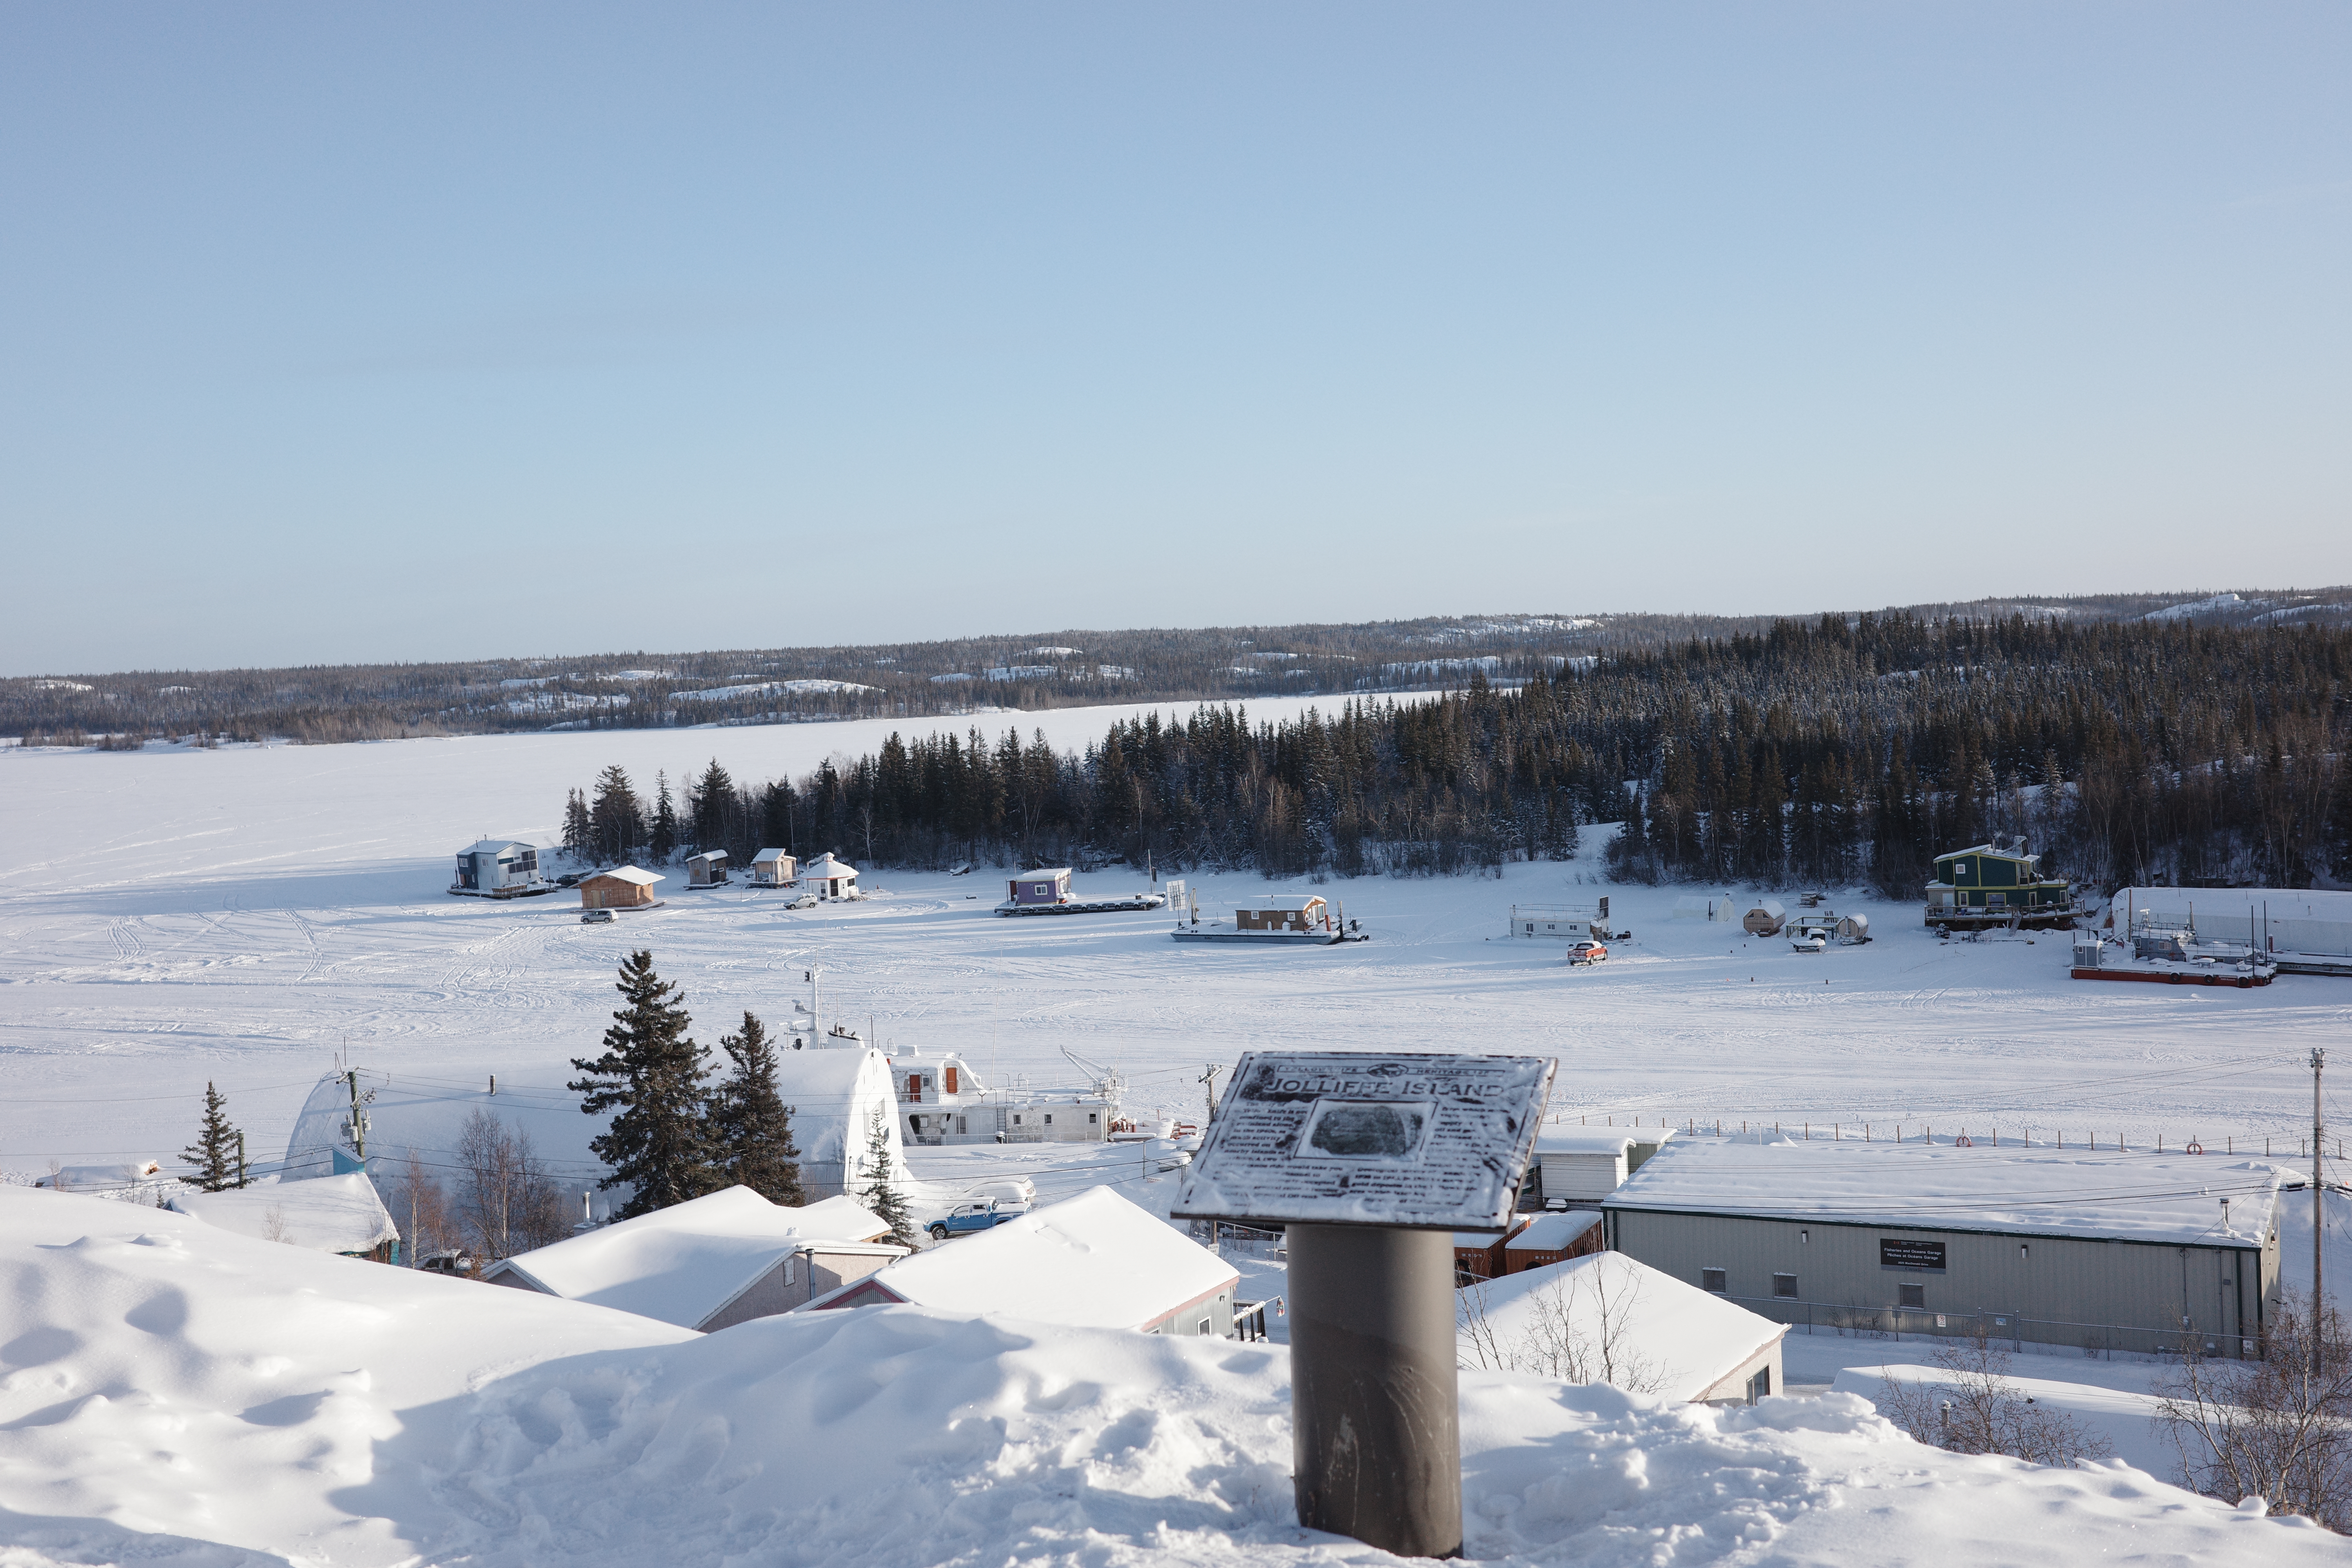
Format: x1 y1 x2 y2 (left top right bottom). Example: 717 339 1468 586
13 590 2350 748
563 613 2352 895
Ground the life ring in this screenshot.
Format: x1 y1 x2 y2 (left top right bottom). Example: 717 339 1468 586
2185 1141 2204 1154
1955 1135 1974 1148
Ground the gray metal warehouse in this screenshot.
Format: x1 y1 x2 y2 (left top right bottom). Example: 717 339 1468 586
1601 1136 2285 1359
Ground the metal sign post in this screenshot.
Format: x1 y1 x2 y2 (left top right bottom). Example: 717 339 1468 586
1171 1050 1554 1559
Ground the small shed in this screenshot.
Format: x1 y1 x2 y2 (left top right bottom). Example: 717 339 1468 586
170 1173 400 1261
580 866 663 909
1530 1126 1676 1208
1741 898 1787 936
687 850 730 889
803 1187 1243 1337
1504 1209 1604 1272
801 852 859 898
480 1187 903 1330
1234 894 1329 934
1836 912 1871 944
1008 867 1073 906
1454 1218 1529 1283
751 848 796 886
1459 1251 1786 1404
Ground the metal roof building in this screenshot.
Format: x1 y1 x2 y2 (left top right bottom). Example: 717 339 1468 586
1601 1136 2285 1359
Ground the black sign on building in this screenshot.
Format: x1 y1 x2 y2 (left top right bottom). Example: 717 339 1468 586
1879 1238 1948 1272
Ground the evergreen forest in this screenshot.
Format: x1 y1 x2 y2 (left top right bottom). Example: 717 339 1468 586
560 614 2352 897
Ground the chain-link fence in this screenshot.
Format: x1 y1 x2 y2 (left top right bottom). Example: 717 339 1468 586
1728 1294 2260 1360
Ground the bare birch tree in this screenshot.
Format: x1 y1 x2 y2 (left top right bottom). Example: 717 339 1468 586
1876 1326 2109 1467
1459 1263 1668 1394
2154 1290 2352 1530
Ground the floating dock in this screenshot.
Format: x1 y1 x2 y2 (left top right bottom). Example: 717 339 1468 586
1170 926 1368 945
995 895 1167 917
2070 962 2274 989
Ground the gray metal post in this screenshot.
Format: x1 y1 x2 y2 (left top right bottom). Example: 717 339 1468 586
1287 1223 1461 1559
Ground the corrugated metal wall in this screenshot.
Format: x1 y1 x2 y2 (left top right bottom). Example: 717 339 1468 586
1608 1208 2277 1351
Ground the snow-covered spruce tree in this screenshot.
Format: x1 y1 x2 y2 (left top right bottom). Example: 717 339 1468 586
561 787 593 862
711 1011 804 1206
181 1082 243 1191
570 950 717 1218
857 1108 915 1246
650 770 678 863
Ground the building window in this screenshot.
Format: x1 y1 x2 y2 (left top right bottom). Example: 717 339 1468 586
1899 1283 1926 1308
1044 1114 1053 1125
956 1116 967 1134
1198 1316 1211 1336
1089 1112 1098 1123
1746 1367 1771 1404
1702 1268 1727 1293
1772 1273 1798 1299
1987 892 2007 908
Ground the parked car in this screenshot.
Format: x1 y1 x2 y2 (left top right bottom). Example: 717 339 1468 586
1566 940 1608 966
581 907 616 924
555 873 582 888
964 1176 1036 1208
927 1200 1011 1241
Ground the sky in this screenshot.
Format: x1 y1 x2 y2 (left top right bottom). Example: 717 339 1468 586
4 4 2347 675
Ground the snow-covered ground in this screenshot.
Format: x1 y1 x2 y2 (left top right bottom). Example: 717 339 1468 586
2 703 2343 1194
3 1187 2338 1566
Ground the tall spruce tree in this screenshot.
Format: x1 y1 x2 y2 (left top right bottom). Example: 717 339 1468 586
570 950 717 1218
650 770 679 862
181 1082 243 1191
561 788 593 862
711 1011 804 1205
588 765 643 863
857 1107 915 1245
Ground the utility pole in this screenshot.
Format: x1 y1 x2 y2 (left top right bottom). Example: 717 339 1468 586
2314 1046 2326 1375
345 1069 371 1162
1200 1063 1225 1125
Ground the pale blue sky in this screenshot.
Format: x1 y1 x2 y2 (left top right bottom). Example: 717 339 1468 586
4 4 2347 673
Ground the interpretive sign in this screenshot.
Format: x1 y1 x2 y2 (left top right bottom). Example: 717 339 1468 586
1170 1051 1556 1231
1880 1238 1948 1272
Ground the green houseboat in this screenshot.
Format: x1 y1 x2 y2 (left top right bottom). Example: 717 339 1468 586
1924 841 2079 931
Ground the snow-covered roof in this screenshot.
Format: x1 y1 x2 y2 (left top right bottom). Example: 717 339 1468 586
687 850 727 864
587 865 662 886
1506 1210 1603 1251
1017 868 1072 881
1249 895 1325 910
813 1187 1237 1331
803 853 858 877
485 1187 892 1329
170 1173 398 1255
752 847 790 864
1459 1251 1782 1403
1604 1137 2283 1247
1535 1127 1673 1156
463 838 534 855
771 1046 908 1179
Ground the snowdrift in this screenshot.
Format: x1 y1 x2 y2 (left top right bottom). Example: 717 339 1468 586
0 1188 2337 1566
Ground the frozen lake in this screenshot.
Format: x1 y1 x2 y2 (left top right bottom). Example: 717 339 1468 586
1 699 2339 1186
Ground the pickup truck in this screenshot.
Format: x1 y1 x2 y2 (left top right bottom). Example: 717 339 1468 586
926 1200 1011 1241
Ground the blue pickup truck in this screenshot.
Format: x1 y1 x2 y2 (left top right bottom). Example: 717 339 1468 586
926 1200 1011 1242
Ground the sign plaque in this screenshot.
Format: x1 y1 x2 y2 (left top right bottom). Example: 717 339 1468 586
1880 1238 1949 1272
1171 1050 1555 1232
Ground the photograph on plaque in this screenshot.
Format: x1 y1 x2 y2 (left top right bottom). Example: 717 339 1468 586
1170 1051 1556 1231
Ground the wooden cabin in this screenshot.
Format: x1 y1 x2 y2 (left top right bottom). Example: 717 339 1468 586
579 866 663 909
1504 1209 1604 1273
686 850 729 889
1454 1218 1529 1283
750 848 796 886
1234 895 1328 933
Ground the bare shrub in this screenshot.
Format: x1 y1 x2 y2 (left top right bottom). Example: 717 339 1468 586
454 1111 570 1264
1877 1326 2110 1466
2154 1289 2352 1532
378 1147 459 1267
1460 1263 1668 1394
